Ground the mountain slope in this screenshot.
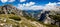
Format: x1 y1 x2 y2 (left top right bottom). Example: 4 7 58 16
0 5 47 27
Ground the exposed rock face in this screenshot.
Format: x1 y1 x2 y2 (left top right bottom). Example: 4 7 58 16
0 5 22 16
38 11 50 21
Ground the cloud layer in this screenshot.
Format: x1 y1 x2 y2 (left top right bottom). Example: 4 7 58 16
17 2 60 11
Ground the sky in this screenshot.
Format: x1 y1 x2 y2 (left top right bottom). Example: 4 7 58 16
0 0 60 10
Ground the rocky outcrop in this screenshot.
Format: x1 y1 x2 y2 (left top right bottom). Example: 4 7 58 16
0 5 22 16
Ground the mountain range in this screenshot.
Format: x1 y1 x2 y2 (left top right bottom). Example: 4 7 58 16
0 4 59 27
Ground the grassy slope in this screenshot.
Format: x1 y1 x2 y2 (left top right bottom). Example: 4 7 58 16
0 14 58 27
0 14 47 27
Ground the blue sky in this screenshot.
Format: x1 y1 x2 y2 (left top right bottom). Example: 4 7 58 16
0 0 60 10
0 0 60 5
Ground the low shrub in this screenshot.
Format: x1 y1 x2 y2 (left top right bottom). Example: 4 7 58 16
9 16 21 21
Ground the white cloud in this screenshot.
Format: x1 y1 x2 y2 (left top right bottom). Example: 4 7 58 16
8 0 15 2
17 2 35 10
17 2 43 10
17 2 60 10
20 0 26 2
57 2 60 4
24 2 35 7
44 2 60 11
0 0 15 3
17 4 24 10
0 0 8 3
44 2 57 11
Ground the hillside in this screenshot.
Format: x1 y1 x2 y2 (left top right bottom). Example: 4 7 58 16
0 5 48 27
